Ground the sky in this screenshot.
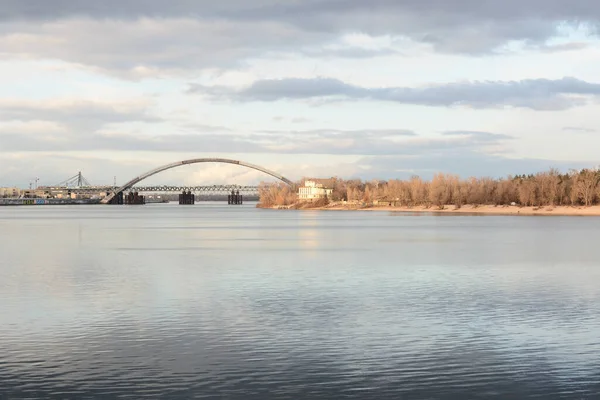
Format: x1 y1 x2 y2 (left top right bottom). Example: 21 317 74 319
1 0 600 187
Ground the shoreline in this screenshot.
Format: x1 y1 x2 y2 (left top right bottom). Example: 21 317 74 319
263 204 600 216
0 198 101 206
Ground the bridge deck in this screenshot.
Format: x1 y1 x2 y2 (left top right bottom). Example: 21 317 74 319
42 185 259 193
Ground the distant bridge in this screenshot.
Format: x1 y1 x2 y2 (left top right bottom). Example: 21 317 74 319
132 185 259 194
43 184 259 195
102 158 293 204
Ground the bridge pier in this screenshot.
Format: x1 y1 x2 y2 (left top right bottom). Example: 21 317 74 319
124 191 145 205
107 191 124 205
228 190 243 205
179 190 195 205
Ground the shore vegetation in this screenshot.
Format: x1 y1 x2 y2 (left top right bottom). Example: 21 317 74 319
258 169 600 212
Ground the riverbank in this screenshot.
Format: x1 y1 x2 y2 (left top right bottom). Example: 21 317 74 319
262 203 600 216
0 198 101 206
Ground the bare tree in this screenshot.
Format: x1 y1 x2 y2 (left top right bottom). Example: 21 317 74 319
330 177 347 201
574 169 599 206
258 168 600 209
408 176 427 206
429 173 452 209
517 178 537 206
363 185 372 203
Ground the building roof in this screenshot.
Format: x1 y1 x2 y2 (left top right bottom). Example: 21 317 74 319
302 177 335 187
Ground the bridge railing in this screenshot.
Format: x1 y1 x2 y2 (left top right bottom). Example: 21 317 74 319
47 184 260 194
130 185 259 193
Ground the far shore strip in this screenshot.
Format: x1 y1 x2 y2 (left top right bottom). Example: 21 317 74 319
266 204 600 216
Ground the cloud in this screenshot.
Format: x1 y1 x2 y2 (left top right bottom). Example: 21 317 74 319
190 77 600 110
355 152 593 181
272 116 312 124
538 42 590 53
442 130 514 140
1 121 511 159
0 151 294 187
301 47 402 59
0 98 159 131
0 1 598 75
1 146 594 189
260 128 417 137
1 98 484 159
0 98 165 155
0 130 261 153
0 2 596 189
2 0 599 25
562 126 597 133
291 117 311 124
0 18 325 77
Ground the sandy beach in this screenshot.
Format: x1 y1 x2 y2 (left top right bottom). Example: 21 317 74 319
270 204 600 216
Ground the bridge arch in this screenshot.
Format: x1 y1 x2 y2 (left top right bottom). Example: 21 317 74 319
101 158 293 204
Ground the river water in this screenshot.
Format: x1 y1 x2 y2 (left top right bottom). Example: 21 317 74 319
1 203 599 399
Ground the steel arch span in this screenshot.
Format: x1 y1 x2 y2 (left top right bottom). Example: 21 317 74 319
101 158 293 204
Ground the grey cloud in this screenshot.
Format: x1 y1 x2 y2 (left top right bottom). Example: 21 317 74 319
562 126 597 133
0 131 261 153
230 0 600 54
0 99 439 156
0 0 278 21
538 42 590 53
279 133 509 156
0 99 159 131
272 116 312 124
179 122 233 133
3 0 599 23
260 128 417 137
0 152 282 187
301 47 402 59
0 146 591 189
0 18 324 76
442 130 514 140
291 117 311 124
0 0 597 74
0 153 145 187
191 77 600 110
189 78 354 101
1 125 508 158
356 152 593 181
0 125 520 186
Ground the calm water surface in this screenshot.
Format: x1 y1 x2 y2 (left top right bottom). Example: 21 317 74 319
1 203 600 399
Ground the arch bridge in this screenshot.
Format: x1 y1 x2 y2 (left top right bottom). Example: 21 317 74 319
101 158 293 204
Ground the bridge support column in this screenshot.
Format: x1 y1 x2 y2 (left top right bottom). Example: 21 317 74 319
179 190 195 205
124 191 145 205
107 191 124 204
228 190 243 205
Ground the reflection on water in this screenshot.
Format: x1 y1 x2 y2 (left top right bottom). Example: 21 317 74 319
1 203 600 399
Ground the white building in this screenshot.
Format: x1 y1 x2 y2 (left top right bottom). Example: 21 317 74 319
298 180 333 201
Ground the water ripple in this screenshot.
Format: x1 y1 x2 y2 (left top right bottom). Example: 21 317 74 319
1 206 600 398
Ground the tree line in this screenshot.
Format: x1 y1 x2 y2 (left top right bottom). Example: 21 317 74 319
258 168 600 208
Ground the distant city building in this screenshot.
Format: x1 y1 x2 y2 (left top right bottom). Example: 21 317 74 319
21 189 50 199
0 187 21 198
298 179 333 201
